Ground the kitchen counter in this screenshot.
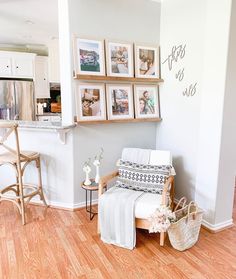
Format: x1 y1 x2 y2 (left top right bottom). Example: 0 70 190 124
0 120 76 130
36 113 62 116
0 120 76 144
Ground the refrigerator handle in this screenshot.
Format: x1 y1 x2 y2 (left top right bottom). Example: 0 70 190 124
14 114 19 120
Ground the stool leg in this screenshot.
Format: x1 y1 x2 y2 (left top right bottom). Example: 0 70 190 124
36 157 47 207
17 164 26 225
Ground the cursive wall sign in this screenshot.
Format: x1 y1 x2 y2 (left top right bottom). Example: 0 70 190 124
162 44 197 97
183 83 197 97
162 44 186 71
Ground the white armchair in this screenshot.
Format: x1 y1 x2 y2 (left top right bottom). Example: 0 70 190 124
98 148 175 246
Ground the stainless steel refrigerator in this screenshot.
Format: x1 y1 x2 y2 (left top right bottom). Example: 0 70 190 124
0 79 35 121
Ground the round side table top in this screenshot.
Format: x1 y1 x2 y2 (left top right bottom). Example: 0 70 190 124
81 179 99 191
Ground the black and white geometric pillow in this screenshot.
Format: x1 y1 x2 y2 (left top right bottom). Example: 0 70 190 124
116 160 172 194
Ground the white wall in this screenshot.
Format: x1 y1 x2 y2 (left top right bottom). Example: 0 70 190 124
214 0 236 225
158 0 234 228
157 0 205 200
69 0 161 204
0 129 75 207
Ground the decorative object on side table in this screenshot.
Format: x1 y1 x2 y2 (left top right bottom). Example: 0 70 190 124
83 158 92 186
93 148 104 183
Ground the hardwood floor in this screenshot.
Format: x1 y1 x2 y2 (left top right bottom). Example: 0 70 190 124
0 193 235 279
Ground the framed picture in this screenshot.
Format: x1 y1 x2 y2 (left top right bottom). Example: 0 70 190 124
106 40 134 77
75 38 105 76
134 85 160 119
106 84 134 120
77 83 106 121
135 45 159 78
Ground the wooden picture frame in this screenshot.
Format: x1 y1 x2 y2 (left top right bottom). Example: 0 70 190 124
134 85 160 119
106 40 134 78
135 44 159 78
76 83 106 121
106 84 134 120
74 37 105 76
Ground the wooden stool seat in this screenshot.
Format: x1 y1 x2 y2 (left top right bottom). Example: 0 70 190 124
0 123 47 225
0 151 39 165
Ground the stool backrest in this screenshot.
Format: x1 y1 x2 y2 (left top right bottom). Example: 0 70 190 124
0 122 22 164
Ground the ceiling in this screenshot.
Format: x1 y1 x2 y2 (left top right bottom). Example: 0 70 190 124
0 0 58 47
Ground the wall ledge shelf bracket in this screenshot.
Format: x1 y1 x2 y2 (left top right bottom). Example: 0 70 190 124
56 128 71 144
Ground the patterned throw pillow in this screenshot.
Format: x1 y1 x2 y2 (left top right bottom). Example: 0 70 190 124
116 160 172 194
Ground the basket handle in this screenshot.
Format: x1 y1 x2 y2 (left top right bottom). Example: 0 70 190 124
187 201 198 223
174 197 187 211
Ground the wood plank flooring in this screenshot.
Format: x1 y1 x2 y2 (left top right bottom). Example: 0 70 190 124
0 192 235 279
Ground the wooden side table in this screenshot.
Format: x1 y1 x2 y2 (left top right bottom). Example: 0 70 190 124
81 179 107 220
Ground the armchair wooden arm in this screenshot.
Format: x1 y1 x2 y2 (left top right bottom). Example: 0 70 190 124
161 176 175 209
98 170 119 197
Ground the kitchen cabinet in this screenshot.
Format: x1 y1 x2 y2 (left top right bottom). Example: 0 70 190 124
34 56 50 98
0 56 12 76
0 51 35 78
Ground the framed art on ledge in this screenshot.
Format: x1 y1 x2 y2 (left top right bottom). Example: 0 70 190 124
135 44 159 78
106 84 134 120
134 85 160 119
106 40 134 77
75 38 105 76
77 83 106 121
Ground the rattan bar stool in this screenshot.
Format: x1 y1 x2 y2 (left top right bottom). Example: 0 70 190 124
0 122 47 225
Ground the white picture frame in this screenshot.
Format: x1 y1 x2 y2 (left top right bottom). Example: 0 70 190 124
76 83 106 121
135 44 159 78
106 40 134 77
75 38 105 76
106 84 134 120
134 85 160 119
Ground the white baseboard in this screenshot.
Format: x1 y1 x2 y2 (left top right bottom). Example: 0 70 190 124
1 193 98 211
174 198 234 232
202 219 234 232
47 199 98 210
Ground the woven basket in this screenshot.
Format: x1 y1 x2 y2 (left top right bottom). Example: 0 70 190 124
168 198 203 251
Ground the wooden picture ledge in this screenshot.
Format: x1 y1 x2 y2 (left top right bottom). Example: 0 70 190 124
74 74 164 84
75 118 162 125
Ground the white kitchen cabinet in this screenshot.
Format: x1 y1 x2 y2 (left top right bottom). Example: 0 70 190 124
0 51 35 78
0 56 12 76
48 40 60 82
13 56 35 78
34 56 50 98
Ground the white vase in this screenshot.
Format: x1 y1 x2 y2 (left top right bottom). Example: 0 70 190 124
84 172 91 186
95 165 100 183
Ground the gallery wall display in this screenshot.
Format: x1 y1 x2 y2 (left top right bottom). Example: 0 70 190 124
135 44 159 78
106 84 134 120
74 37 161 123
106 40 134 78
75 38 105 76
77 83 106 121
134 85 160 119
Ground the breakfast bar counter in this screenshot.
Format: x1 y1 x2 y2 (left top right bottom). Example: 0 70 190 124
0 120 76 144
0 120 76 130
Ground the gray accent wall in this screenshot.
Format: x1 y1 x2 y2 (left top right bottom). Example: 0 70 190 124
70 0 161 204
